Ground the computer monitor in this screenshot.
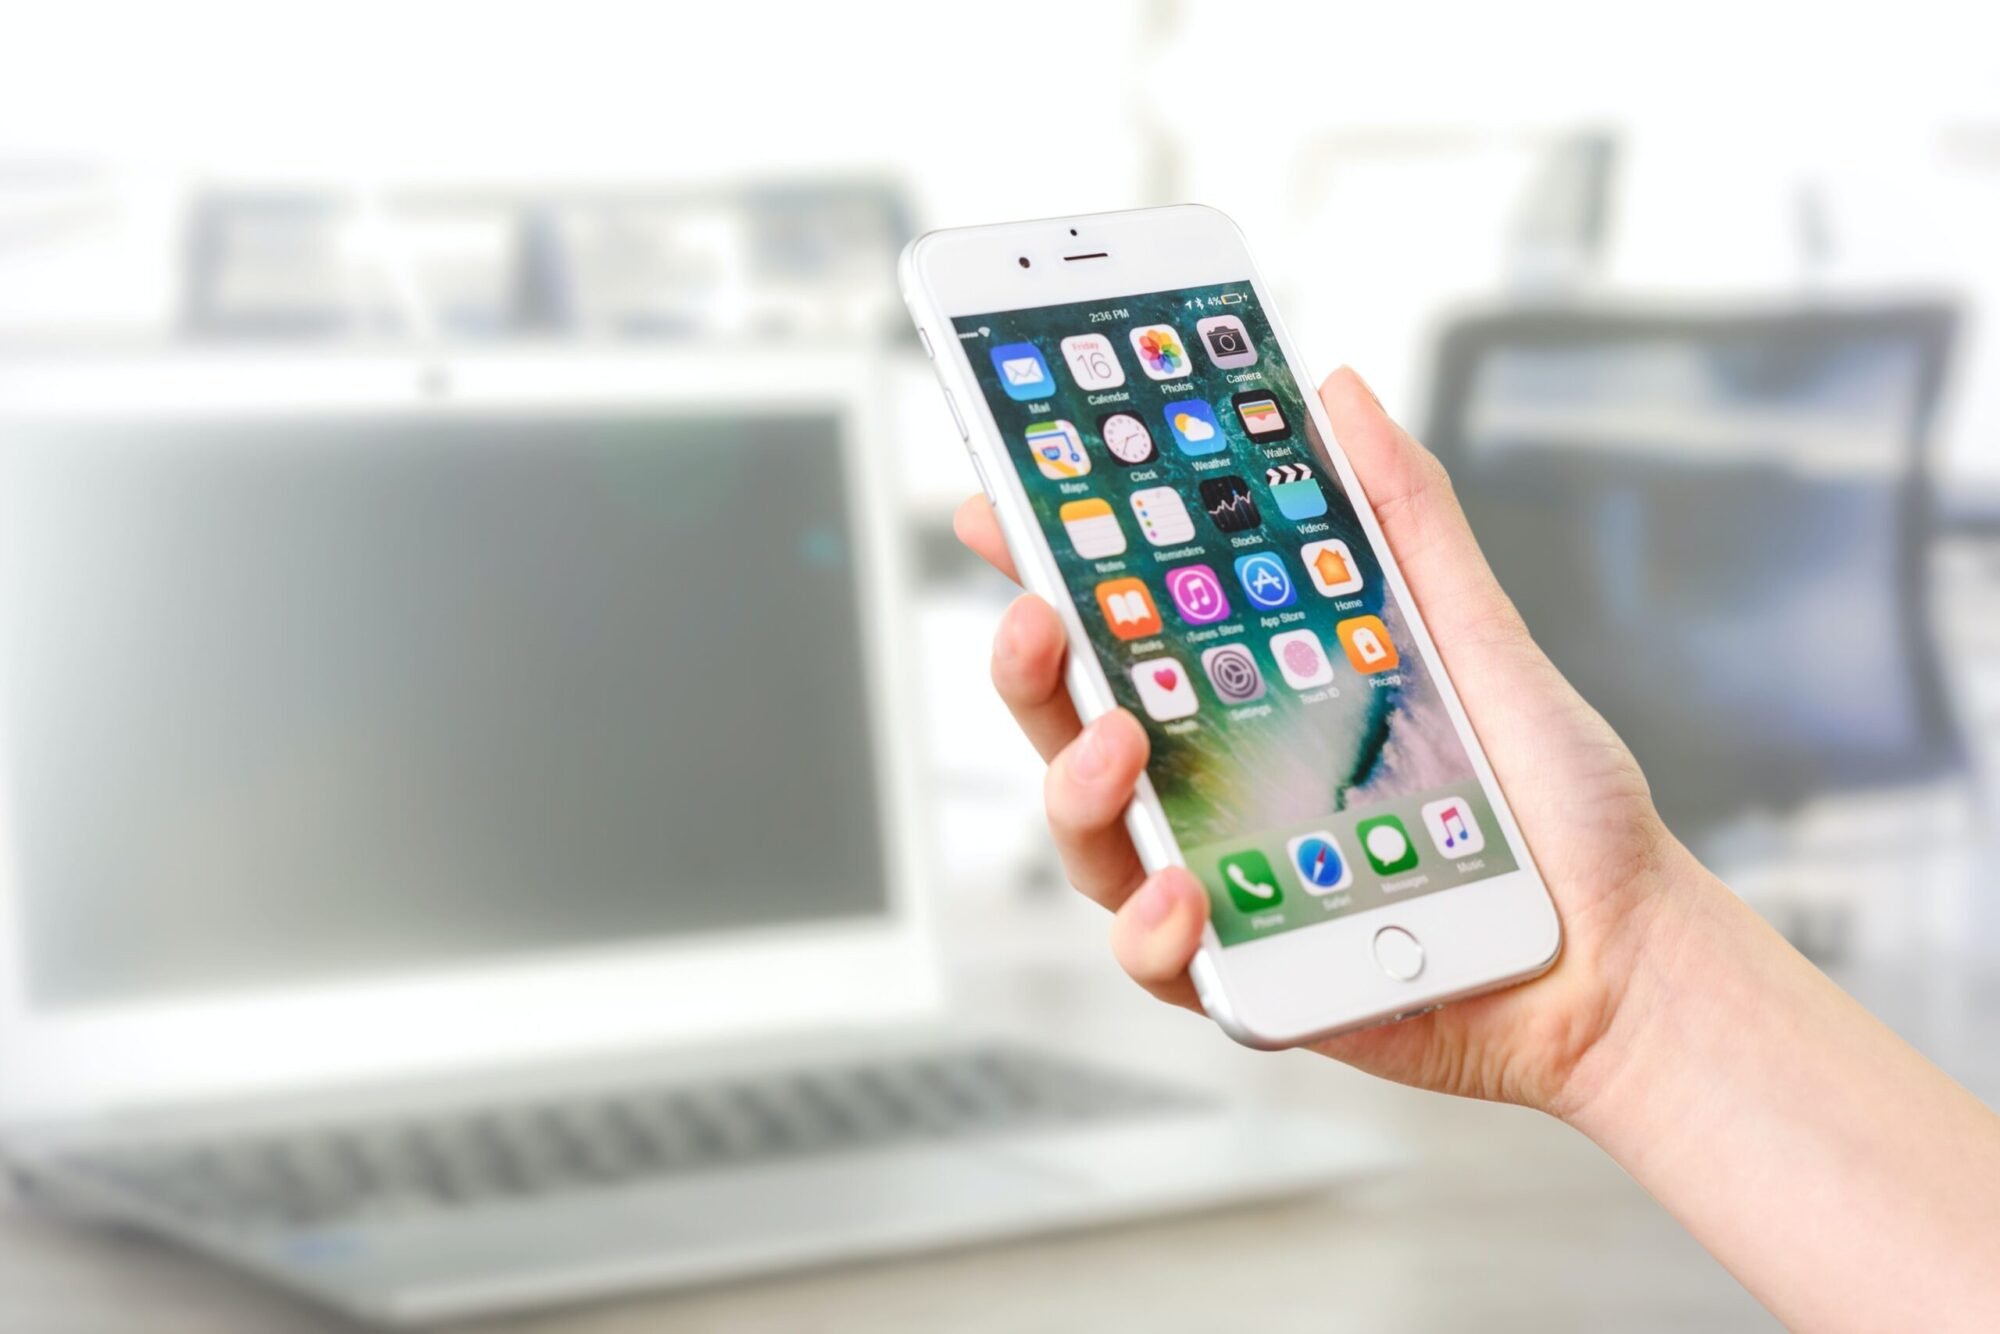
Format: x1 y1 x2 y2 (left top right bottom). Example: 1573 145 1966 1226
1423 303 1960 842
0 352 936 1120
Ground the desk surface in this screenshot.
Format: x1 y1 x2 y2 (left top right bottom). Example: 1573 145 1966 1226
15 902 1995 1334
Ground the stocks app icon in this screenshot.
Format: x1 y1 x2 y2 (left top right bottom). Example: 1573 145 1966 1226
1201 644 1266 704
1199 475 1260 533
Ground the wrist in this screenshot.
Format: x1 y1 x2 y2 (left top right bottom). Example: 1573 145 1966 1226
1540 837 1740 1133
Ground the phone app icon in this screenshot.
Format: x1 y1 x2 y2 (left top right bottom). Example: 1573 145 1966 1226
1129 486 1196 546
1201 643 1266 704
1218 849 1283 912
1286 831 1352 895
1130 656 1199 721
1164 564 1232 625
1163 400 1226 456
1025 419 1090 480
1336 614 1400 674
991 342 1054 401
1422 797 1487 859
1232 389 1291 440
1095 577 1162 640
1301 539 1364 596
1232 551 1297 611
1196 314 1258 369
1266 463 1329 521
1059 497 1126 559
1198 475 1260 532
1099 411 1156 466
1059 333 1126 390
1356 814 1420 876
1129 324 1192 380
1269 629 1335 689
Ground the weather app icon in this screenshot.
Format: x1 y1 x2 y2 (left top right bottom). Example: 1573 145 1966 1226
1163 399 1226 456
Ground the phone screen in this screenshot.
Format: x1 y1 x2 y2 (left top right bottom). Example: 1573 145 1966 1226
955 282 1518 946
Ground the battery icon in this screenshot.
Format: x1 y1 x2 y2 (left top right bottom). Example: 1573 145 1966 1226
1218 292 1245 304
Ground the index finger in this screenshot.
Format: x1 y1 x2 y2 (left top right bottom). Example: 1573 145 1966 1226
953 494 1019 585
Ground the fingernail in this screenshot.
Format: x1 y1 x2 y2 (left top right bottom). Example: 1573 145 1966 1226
1342 364 1384 409
1069 719 1110 779
995 605 1022 664
1132 876 1176 928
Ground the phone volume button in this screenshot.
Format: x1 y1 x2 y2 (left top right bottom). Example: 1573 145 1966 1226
916 326 935 359
969 456 997 504
940 387 969 441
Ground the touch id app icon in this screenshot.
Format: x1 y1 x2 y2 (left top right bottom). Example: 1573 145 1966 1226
1269 629 1335 689
1286 831 1352 895
1095 577 1161 640
991 342 1054 401
1131 657 1199 721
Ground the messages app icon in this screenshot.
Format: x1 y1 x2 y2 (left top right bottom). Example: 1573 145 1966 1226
990 342 1054 401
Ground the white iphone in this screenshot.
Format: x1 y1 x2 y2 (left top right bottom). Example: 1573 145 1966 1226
901 205 1560 1048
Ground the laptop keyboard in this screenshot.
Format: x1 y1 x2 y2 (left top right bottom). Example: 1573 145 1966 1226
64 1046 1201 1232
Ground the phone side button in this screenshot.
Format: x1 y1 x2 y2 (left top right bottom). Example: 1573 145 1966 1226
940 387 969 441
969 456 996 504
916 326 935 359
1372 926 1425 982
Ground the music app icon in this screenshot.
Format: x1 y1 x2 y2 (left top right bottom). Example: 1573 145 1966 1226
1421 797 1486 860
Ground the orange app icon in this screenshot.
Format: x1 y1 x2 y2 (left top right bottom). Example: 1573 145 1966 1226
1335 615 1399 673
1096 577 1162 640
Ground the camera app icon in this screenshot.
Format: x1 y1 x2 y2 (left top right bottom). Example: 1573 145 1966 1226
1196 314 1258 369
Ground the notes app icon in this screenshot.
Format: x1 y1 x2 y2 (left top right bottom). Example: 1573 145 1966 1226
1060 497 1126 559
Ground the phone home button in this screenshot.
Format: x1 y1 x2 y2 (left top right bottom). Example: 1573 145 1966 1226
1372 926 1424 982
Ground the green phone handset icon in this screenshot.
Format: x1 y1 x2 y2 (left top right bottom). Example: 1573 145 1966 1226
1219 850 1283 913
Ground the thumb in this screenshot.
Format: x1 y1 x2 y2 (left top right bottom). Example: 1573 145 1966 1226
1317 366 1531 661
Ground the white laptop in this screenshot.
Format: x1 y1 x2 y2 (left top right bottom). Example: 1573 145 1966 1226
0 349 1386 1325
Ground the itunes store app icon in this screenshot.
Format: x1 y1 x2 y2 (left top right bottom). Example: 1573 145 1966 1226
1164 564 1231 625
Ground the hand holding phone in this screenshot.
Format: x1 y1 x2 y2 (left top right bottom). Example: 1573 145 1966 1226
956 365 1690 1107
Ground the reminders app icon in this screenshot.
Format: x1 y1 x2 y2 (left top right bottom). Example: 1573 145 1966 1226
991 342 1054 401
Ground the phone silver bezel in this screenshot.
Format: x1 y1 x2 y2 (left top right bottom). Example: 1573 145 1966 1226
902 205 1559 1047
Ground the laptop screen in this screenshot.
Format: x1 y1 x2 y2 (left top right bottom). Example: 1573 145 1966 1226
1 410 888 1007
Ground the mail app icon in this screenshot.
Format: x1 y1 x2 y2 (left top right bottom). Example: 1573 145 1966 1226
990 342 1055 401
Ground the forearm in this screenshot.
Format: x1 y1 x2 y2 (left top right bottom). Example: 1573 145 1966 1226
1563 857 2000 1331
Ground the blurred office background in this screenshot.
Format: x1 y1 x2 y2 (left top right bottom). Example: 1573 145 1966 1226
4 1 2000 1328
